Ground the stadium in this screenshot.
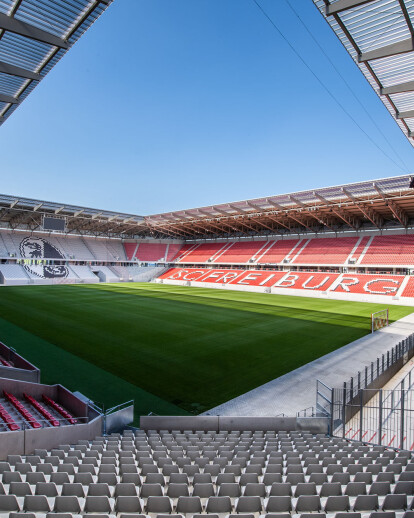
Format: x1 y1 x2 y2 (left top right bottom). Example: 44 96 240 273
0 0 413 517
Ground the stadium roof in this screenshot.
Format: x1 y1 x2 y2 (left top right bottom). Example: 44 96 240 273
145 174 414 238
0 193 144 237
1 175 414 239
0 0 113 126
313 0 414 145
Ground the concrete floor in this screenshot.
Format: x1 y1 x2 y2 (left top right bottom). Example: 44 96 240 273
204 312 414 417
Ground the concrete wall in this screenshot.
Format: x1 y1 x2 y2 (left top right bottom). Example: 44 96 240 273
0 342 40 383
140 415 329 434
0 416 103 460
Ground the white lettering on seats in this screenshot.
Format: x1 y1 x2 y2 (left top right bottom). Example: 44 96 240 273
170 269 188 280
333 277 359 292
221 272 240 283
274 274 299 287
259 273 275 286
182 270 207 281
202 270 226 282
302 275 331 290
364 279 400 294
237 272 262 285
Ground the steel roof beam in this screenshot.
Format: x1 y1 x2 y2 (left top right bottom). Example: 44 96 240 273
0 60 41 80
326 0 376 15
381 80 414 95
397 110 414 119
314 192 360 230
359 38 414 62
342 188 383 228
0 93 19 104
373 183 408 227
0 13 69 49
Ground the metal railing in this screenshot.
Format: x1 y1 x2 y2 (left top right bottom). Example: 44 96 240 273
331 386 414 449
342 333 414 403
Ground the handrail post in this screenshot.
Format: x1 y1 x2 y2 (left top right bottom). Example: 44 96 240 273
378 389 383 446
342 382 346 439
400 379 405 450
359 389 364 442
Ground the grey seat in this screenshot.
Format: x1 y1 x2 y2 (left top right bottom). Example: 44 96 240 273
98 472 118 485
355 472 373 484
382 494 407 511
309 473 328 485
115 483 138 497
269 483 292 496
10 482 32 496
244 483 266 497
23 495 51 513
324 495 350 513
320 482 342 497
286 473 305 485
169 474 189 485
0 494 20 512
216 473 236 485
368 512 396 518
235 496 263 513
192 483 215 498
88 483 111 497
73 472 94 485
122 473 142 485
370 482 391 496
266 496 292 513
295 482 317 497
295 495 322 513
35 482 58 497
26 472 46 484
62 482 85 497
50 472 70 485
2 471 22 483
145 496 172 514
167 483 189 498
115 496 142 513
263 473 283 485
353 495 379 511
240 474 259 486
54 496 82 513
193 473 212 485
15 462 32 474
141 483 163 498
205 496 232 514
218 482 241 497
346 482 367 496
84 495 113 513
394 481 414 495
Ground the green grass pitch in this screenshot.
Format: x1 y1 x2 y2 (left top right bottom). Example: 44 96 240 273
0 282 411 422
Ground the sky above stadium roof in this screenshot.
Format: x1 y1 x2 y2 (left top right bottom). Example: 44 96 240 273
0 0 414 215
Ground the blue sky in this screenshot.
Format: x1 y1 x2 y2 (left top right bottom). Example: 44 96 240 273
1 0 413 215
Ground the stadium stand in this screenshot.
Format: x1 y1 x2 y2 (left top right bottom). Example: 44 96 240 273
135 243 167 262
257 239 301 264
214 241 268 264
178 243 226 263
171 243 197 262
402 277 414 298
292 237 359 265
166 243 184 262
124 242 138 260
0 426 413 516
0 265 30 285
361 235 414 266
